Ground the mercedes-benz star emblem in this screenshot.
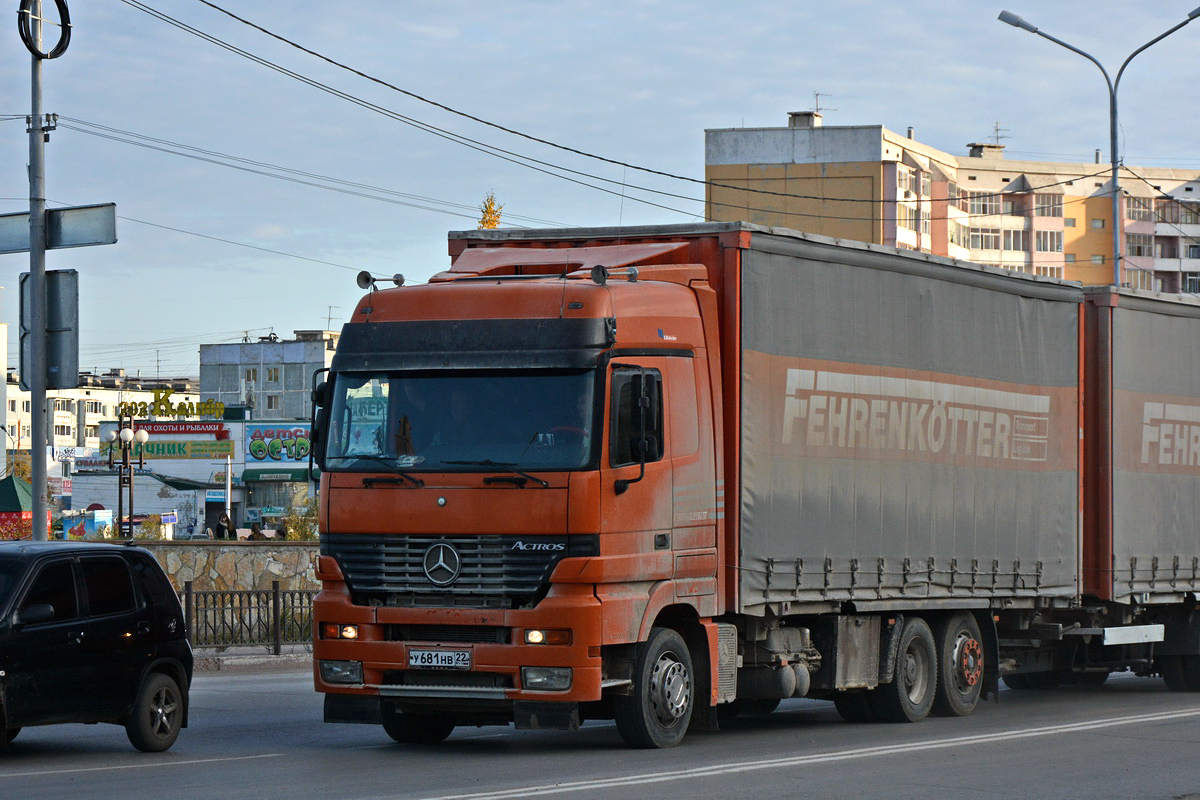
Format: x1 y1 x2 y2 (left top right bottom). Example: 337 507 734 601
423 542 462 586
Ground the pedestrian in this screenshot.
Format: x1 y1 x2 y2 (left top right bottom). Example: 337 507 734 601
215 511 233 540
247 522 266 541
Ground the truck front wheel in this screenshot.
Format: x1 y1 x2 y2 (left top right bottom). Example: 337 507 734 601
869 616 936 723
614 627 694 748
1159 655 1200 692
932 612 984 716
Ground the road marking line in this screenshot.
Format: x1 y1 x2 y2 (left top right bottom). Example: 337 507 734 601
418 707 1200 800
0 753 282 780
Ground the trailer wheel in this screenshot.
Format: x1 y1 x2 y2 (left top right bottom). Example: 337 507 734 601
833 692 877 723
868 616 936 723
614 627 693 748
381 705 455 744
1159 655 1200 692
932 612 984 717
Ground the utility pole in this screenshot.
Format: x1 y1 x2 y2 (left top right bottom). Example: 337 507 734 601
27 0 49 540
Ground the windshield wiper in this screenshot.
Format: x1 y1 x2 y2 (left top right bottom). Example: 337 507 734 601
443 459 550 488
329 454 425 487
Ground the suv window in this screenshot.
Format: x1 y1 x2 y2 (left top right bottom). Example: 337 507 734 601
81 557 138 616
21 560 79 622
0 555 22 609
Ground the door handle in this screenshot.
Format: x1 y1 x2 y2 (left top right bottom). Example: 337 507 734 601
137 621 151 635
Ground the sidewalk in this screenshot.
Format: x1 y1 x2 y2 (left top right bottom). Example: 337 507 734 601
192 644 313 673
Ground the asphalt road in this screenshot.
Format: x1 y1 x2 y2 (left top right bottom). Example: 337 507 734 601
3 668 1200 800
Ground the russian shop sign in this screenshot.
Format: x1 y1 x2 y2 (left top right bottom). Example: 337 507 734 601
245 423 311 463
117 389 225 420
101 440 235 459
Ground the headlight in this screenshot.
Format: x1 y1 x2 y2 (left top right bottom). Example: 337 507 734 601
521 667 572 691
321 623 359 640
524 628 571 645
319 660 363 684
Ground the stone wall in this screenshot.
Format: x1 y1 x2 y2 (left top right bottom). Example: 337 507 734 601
138 541 320 592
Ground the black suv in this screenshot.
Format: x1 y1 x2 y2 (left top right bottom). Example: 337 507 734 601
0 542 192 752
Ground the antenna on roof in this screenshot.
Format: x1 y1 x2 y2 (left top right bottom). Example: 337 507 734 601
813 90 837 114
989 121 1011 146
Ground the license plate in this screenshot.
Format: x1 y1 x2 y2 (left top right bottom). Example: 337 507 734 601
408 649 471 669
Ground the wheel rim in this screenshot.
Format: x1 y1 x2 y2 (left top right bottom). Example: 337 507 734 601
902 640 931 704
149 686 180 739
649 650 691 726
953 634 984 692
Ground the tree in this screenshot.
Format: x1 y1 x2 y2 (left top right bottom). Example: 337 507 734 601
478 191 503 229
280 496 319 541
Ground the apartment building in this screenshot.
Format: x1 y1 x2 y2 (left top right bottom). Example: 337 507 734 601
4 369 200 453
706 113 1200 292
199 330 338 421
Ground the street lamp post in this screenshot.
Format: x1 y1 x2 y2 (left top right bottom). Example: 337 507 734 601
104 414 148 538
999 8 1200 286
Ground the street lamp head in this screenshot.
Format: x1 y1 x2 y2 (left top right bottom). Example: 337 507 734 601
1189 6 1200 19
103 430 117 443
134 430 149 444
119 427 134 444
998 10 1038 33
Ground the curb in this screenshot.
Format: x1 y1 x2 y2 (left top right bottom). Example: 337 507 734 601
193 650 312 672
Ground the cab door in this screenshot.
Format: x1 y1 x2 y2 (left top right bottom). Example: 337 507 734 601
599 361 674 565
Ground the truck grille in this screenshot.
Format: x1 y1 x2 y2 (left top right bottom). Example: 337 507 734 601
322 533 598 609
387 624 509 644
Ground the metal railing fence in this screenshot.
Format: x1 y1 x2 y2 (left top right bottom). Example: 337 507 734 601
181 580 316 654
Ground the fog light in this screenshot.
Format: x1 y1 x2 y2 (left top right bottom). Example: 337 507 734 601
524 628 571 645
319 660 363 684
321 623 359 640
521 666 572 691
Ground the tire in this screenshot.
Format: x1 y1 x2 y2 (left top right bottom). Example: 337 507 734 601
1160 655 1200 692
932 613 984 717
868 617 937 723
614 627 694 748
125 673 184 753
381 705 455 744
833 692 877 723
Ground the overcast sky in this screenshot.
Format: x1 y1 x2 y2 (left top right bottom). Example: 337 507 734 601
1 0 1198 378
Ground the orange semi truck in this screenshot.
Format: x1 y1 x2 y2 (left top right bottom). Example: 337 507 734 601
309 222 1200 747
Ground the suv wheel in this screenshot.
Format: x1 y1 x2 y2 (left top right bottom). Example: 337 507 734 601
125 673 184 752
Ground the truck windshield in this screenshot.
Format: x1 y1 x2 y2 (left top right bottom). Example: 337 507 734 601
324 369 597 472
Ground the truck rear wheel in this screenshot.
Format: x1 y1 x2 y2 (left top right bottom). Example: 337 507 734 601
1159 655 1200 692
932 612 984 717
381 705 455 744
869 617 936 723
614 627 694 748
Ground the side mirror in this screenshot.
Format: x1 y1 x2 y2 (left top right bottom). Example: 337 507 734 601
311 381 330 408
15 603 55 625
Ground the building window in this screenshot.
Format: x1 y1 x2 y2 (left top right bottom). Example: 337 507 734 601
969 192 1002 216
1127 198 1153 222
921 209 931 235
1091 255 1106 265
6 400 13 412
896 204 917 230
1034 194 1063 217
266 395 280 411
969 228 1001 250
53 399 71 412
53 424 72 436
1188 244 1200 259
266 367 280 384
1184 273 1200 293
1035 231 1063 253
22 401 30 412
949 221 968 246
85 401 103 414
245 368 258 383
7 426 14 439
1091 218 1106 229
85 425 98 439
1064 218 1076 227
897 165 918 198
1126 233 1153 257
1065 254 1076 263
1003 230 1028 251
